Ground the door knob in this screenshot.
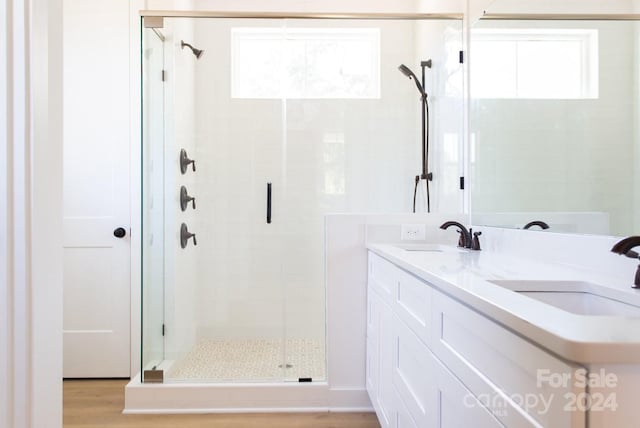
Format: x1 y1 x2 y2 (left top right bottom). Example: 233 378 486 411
113 227 127 238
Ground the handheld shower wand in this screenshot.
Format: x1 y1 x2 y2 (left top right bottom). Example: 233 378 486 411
399 60 432 213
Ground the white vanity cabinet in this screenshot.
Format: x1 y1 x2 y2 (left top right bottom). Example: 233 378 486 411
366 252 586 428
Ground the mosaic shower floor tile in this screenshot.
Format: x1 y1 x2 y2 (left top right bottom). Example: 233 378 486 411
166 338 326 382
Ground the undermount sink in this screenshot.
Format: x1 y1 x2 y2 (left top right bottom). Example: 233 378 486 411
394 244 466 253
488 280 640 317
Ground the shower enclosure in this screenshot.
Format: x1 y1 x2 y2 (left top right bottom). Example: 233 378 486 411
140 13 463 385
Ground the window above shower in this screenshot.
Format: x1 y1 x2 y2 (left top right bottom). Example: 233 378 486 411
231 27 380 99
470 28 599 99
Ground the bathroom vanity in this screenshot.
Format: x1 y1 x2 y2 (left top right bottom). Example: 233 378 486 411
366 243 640 428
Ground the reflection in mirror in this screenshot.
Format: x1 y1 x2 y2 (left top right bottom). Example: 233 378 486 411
470 19 640 236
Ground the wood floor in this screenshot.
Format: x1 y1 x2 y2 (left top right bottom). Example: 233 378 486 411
63 379 381 428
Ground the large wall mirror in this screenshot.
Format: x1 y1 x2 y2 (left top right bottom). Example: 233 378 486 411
470 16 640 237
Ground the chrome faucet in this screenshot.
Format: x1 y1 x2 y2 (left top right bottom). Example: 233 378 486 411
440 221 481 250
611 236 640 288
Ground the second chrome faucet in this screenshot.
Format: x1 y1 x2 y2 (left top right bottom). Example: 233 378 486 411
440 221 481 251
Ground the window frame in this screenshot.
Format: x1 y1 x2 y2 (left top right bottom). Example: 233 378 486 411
231 27 381 100
470 28 599 100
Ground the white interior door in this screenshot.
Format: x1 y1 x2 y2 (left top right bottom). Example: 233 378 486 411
62 0 131 378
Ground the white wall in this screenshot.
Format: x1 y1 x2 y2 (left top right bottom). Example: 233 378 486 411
146 0 420 13
31 0 64 420
0 0 63 426
417 0 466 13
484 0 637 14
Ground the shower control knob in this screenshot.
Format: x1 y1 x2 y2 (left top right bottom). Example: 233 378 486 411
180 223 197 249
180 148 196 174
113 227 127 238
180 186 196 211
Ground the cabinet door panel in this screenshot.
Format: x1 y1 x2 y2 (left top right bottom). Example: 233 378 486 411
395 387 419 428
369 253 399 300
435 355 504 428
378 293 395 427
368 287 395 428
392 314 438 427
396 269 431 346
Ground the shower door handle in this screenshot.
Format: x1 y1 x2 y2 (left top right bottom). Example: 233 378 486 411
267 182 272 224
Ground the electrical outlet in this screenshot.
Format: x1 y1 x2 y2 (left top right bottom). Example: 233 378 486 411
401 224 426 241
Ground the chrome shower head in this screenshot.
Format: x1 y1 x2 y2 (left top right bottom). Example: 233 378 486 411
181 40 204 59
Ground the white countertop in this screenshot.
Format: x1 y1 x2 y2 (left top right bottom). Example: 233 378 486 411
367 243 640 365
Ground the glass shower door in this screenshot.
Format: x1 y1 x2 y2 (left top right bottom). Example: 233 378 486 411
192 98 288 382
156 17 290 382
141 25 166 378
